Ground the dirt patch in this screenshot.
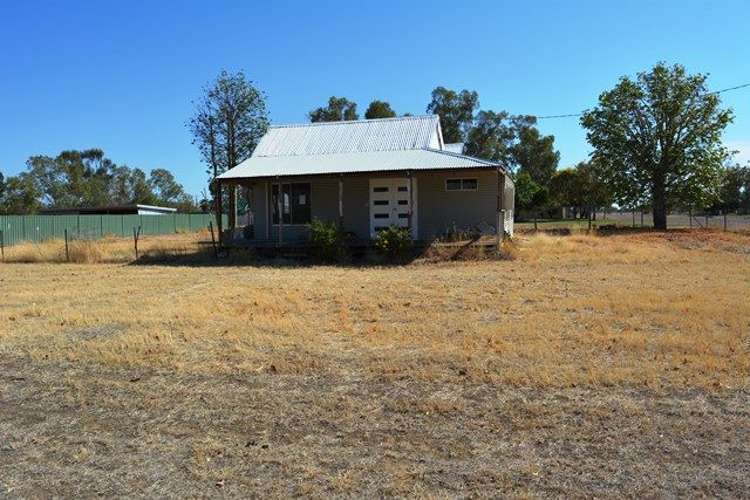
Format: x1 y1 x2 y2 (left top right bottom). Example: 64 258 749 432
0 356 748 497
67 323 128 341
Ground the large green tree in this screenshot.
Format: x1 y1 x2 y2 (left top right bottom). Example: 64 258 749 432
550 161 612 218
464 110 514 163
0 172 41 214
464 111 559 193
364 100 396 119
0 150 196 213
426 87 479 143
26 149 114 208
510 120 560 187
189 70 269 187
149 168 185 204
309 96 358 122
514 170 548 213
712 163 750 214
581 62 733 230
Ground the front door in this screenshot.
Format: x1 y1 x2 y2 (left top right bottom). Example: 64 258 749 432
369 178 417 238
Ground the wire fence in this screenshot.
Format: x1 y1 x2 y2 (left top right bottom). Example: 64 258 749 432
598 211 750 231
0 213 226 248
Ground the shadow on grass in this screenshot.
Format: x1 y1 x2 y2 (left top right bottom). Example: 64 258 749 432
130 239 516 268
516 225 677 237
129 246 420 269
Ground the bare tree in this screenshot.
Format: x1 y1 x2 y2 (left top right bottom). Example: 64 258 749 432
188 70 269 204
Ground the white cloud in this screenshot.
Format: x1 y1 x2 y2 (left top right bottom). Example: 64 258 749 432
726 141 750 165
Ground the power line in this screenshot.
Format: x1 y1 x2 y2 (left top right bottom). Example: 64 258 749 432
532 81 750 120
535 112 582 119
710 82 750 94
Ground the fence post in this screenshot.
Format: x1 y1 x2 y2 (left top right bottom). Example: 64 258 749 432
64 229 70 262
0 229 4 262
724 213 728 231
209 221 218 258
632 210 636 228
22 216 26 242
640 209 644 227
133 226 141 260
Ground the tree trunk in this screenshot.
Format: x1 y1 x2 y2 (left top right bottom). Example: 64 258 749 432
652 176 668 230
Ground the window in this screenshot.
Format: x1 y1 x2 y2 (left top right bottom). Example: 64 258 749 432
272 183 311 224
373 186 389 193
373 200 389 206
446 178 478 191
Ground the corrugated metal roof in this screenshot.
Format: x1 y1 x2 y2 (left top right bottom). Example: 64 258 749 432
218 149 499 179
443 142 465 154
252 115 443 157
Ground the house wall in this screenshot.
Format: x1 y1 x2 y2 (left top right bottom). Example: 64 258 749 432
415 169 499 240
240 168 501 242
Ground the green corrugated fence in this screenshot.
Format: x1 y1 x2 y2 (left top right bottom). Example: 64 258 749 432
0 213 226 247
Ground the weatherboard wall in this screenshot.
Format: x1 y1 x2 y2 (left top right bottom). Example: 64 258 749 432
237 168 503 242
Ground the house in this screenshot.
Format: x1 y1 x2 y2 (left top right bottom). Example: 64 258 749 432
40 204 177 215
215 115 514 246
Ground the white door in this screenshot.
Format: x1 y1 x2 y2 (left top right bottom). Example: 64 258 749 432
369 178 417 238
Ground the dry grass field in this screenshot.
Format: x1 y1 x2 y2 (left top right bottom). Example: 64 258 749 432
1 229 749 497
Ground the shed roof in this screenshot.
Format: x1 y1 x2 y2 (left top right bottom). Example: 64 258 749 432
252 115 443 157
40 204 177 215
217 148 499 180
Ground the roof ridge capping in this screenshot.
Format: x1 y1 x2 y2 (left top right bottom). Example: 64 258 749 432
269 114 438 129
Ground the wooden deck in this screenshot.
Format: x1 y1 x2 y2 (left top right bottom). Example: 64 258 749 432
222 234 502 251
224 238 373 249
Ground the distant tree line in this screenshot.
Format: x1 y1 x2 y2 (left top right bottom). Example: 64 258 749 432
0 149 200 215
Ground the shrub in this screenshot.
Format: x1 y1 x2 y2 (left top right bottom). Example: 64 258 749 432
67 240 105 263
374 226 412 261
439 222 481 243
309 219 348 262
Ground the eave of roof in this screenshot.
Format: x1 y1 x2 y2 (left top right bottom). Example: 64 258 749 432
217 148 503 180
39 204 177 213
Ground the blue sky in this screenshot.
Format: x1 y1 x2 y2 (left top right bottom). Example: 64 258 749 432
1 0 749 196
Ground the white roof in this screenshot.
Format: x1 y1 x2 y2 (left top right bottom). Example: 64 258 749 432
218 148 498 179
443 142 464 154
218 114 502 179
252 115 443 157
